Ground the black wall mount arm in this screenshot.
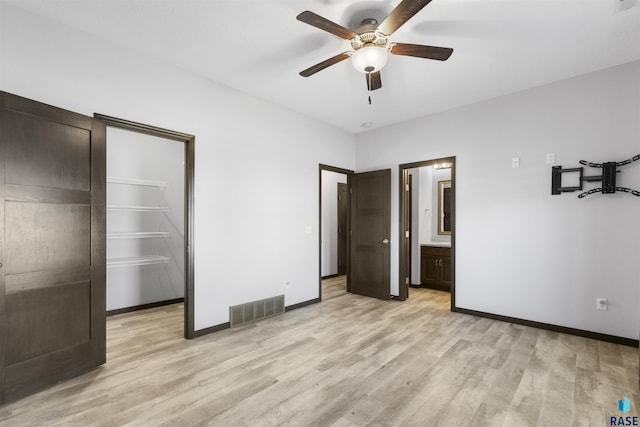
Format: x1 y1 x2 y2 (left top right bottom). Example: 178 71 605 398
551 166 583 194
551 154 640 198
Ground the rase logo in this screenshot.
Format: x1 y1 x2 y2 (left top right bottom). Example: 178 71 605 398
610 397 638 426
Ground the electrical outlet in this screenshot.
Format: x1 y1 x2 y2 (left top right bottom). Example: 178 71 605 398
511 157 520 168
546 153 556 164
596 298 608 311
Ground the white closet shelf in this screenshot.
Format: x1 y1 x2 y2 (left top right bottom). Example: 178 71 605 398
107 205 170 212
107 256 169 268
107 177 168 187
107 232 170 239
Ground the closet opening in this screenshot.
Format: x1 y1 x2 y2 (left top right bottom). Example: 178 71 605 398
96 114 195 339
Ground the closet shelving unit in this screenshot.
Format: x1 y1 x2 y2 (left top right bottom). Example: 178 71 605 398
107 176 168 187
105 174 184 313
106 176 170 270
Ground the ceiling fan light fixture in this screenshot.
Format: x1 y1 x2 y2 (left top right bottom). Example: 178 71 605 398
351 45 388 73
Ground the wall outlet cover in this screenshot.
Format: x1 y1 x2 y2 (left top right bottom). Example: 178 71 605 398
546 153 556 164
596 298 608 311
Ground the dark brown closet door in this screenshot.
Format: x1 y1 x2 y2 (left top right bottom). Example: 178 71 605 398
0 92 106 403
349 169 391 300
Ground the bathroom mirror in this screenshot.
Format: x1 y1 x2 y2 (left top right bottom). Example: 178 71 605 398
438 179 452 235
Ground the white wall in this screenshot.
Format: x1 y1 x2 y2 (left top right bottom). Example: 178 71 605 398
418 167 434 245
321 170 348 277
356 60 640 339
0 5 355 331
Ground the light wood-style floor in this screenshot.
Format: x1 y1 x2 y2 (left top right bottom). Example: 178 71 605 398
322 275 349 301
0 279 638 426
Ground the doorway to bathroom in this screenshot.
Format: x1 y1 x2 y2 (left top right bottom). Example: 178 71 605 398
399 157 455 307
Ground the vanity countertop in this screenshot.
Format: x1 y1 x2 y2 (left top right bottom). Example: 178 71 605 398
421 242 451 248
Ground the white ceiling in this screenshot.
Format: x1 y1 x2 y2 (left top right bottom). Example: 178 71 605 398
6 0 640 133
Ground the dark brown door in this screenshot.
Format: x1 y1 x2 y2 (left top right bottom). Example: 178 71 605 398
0 92 106 403
349 169 391 300
337 182 348 275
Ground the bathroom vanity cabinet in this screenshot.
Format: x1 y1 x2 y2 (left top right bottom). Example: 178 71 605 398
420 245 451 291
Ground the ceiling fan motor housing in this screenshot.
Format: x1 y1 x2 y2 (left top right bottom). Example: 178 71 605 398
350 20 390 74
350 28 388 50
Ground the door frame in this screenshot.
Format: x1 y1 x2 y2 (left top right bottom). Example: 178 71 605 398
337 182 348 276
318 164 354 300
398 157 456 308
94 114 196 339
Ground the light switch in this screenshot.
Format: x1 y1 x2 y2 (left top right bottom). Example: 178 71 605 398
304 226 312 235
511 157 520 168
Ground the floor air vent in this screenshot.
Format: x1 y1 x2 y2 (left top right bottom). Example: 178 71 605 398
229 295 285 327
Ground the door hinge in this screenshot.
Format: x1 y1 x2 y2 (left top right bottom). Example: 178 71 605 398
405 277 409 285
405 230 409 238
405 184 410 192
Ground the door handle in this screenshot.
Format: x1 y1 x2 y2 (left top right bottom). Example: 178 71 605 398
382 239 390 244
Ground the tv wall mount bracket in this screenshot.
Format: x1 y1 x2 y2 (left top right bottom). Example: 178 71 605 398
551 154 640 198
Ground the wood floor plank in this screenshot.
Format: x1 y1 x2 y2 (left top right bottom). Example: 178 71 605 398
0 278 637 426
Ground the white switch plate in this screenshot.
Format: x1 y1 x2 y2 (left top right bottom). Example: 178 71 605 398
511 157 520 168
546 153 556 164
304 226 312 235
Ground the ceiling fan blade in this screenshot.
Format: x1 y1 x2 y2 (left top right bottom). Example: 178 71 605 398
299 52 351 77
366 71 382 91
390 43 453 61
297 11 357 40
377 0 433 36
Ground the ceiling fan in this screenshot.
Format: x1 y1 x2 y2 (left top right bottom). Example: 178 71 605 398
297 0 453 91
